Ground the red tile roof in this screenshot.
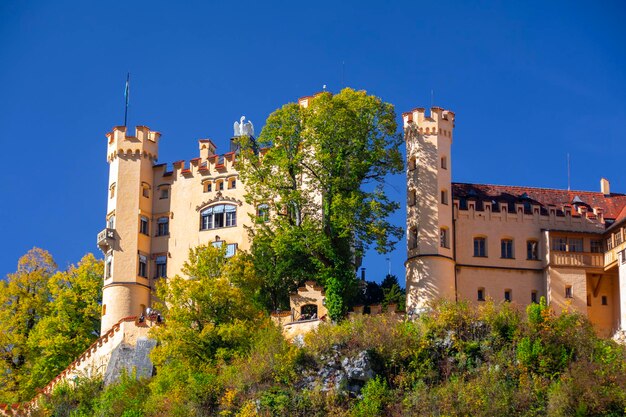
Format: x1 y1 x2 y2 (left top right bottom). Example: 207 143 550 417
452 183 626 221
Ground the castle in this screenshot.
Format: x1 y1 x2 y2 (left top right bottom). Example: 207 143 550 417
403 107 626 337
96 96 626 339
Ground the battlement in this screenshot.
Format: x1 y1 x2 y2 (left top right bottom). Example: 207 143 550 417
402 106 455 135
106 125 161 162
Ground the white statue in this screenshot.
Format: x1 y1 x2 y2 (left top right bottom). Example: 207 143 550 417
233 115 254 137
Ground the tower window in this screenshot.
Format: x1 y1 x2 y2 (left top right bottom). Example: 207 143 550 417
441 189 448 205
229 179 237 189
409 227 418 249
408 157 416 171
205 182 212 193
140 216 149 235
107 215 115 229
160 187 169 199
501 239 514 259
155 256 167 278
441 156 447 170
565 286 573 299
531 290 538 303
473 237 486 257
504 289 512 302
602 295 608 305
440 228 449 249
527 240 539 260
109 183 116 199
477 288 485 301
138 255 147 278
201 204 237 230
102 304 107 316
408 189 416 207
157 217 169 236
141 183 151 198
105 254 112 279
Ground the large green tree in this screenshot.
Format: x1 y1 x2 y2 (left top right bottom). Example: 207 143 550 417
237 88 404 319
0 249 103 403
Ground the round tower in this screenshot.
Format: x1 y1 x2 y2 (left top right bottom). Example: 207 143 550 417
97 125 160 335
404 107 456 313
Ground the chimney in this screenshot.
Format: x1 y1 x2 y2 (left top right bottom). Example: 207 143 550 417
601 178 610 196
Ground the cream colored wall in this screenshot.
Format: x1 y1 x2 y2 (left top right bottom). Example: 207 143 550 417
548 267 588 316
586 273 619 337
406 256 456 310
150 150 255 282
290 281 328 319
457 267 544 306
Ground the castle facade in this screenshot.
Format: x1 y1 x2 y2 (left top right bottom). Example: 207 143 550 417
404 107 626 337
96 97 626 339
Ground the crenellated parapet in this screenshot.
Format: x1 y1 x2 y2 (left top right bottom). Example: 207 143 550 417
106 125 160 162
402 106 455 137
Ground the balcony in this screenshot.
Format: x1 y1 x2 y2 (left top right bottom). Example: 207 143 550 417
549 251 603 269
97 228 115 252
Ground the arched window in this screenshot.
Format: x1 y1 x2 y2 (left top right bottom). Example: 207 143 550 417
141 182 151 198
201 204 237 230
109 183 116 199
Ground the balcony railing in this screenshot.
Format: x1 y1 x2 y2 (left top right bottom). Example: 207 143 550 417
97 228 115 252
550 251 603 268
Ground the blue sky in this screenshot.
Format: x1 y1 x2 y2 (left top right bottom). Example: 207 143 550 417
1 0 625 284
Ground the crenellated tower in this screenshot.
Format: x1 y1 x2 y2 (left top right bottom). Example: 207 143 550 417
403 107 456 312
97 125 161 334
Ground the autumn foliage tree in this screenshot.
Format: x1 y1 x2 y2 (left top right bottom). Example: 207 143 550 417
0 248 103 403
237 88 404 319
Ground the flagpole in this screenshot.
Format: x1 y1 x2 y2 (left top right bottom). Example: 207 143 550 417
124 73 130 127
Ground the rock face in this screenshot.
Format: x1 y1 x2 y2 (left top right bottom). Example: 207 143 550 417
103 337 156 385
299 347 376 395
613 329 626 345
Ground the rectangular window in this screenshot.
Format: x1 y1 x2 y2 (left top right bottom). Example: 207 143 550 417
473 237 486 257
160 188 169 199
590 240 603 253
157 217 169 236
527 240 538 260
226 243 237 258
602 295 608 305
105 255 112 279
615 230 623 246
140 216 149 235
552 237 567 251
501 239 514 259
568 238 583 253
565 286 573 299
531 291 538 304
408 190 416 207
205 183 212 192
440 228 449 249
410 228 418 250
138 255 147 278
155 256 167 278
230 179 236 189
219 181 224 191
142 185 150 198
441 190 448 205
504 289 512 302
607 236 614 250
477 288 485 301
107 215 115 229
441 156 447 170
